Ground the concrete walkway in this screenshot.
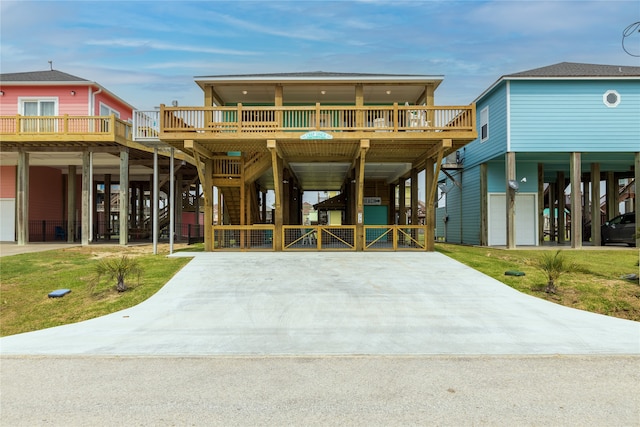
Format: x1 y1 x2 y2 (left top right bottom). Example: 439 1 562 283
1 251 638 356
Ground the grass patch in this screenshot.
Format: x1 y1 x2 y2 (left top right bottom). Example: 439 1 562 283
1 242 638 337
0 244 191 337
436 243 640 321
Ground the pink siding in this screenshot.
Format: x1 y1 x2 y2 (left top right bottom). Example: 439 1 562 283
0 166 16 198
29 167 63 221
94 91 133 120
0 85 133 119
181 212 204 225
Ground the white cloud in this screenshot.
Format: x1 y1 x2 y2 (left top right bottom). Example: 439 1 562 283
84 38 259 56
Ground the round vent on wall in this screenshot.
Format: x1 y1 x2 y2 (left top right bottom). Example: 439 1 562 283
603 90 621 107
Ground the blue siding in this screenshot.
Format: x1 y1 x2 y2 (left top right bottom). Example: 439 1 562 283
444 178 462 244
459 84 509 169
461 166 481 245
510 80 640 152
487 159 539 193
440 166 482 245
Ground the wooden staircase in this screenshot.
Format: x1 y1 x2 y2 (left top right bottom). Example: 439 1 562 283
220 187 242 224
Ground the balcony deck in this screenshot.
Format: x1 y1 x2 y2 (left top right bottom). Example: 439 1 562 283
158 104 476 144
0 115 134 149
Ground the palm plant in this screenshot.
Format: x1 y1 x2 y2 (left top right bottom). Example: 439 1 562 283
94 255 142 292
533 249 573 294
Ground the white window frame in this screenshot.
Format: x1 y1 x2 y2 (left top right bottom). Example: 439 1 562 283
18 97 59 116
18 97 59 132
99 102 121 118
480 106 489 142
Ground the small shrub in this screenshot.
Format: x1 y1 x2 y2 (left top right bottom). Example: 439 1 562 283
533 250 573 294
94 255 142 292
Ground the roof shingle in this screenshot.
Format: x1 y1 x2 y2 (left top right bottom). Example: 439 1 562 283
0 70 89 82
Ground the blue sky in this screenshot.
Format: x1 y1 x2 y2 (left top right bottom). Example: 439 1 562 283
2 0 639 110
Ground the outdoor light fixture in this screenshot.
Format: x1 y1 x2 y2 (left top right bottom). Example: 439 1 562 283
508 180 519 191
0 91 4 96
386 90 391 95
242 90 248 95
320 90 326 95
70 90 76 96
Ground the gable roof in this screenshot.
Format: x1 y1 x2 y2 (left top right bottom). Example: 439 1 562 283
505 62 640 78
475 62 640 102
0 70 90 82
0 69 137 110
195 71 440 79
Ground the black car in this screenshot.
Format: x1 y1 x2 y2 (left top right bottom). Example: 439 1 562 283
601 212 636 246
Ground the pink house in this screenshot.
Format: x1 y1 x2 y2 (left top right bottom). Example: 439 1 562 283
0 70 200 245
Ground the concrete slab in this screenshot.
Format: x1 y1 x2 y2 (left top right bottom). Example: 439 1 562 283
1 252 638 356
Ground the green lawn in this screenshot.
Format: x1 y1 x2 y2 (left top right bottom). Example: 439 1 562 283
436 243 640 321
1 243 638 337
0 245 191 337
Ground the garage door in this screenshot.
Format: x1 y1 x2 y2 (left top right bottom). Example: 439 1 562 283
0 199 15 241
488 193 537 246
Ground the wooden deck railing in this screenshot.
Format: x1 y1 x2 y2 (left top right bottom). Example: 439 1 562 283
0 114 132 141
159 103 475 135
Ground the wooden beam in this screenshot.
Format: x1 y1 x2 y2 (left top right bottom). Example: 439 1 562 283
355 141 367 251
506 152 516 249
570 152 582 248
119 148 129 245
81 150 90 246
67 165 76 243
414 139 452 169
16 150 29 245
557 171 566 244
591 162 601 246
203 158 213 251
184 139 214 159
267 139 283 250
538 163 544 246
635 152 640 247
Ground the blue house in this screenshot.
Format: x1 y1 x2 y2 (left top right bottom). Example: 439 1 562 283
437 62 639 248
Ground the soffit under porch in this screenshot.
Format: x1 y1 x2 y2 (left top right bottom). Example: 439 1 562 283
170 137 452 192
195 72 443 106
0 149 198 182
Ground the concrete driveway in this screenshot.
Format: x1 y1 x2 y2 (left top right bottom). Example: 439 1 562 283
1 251 638 356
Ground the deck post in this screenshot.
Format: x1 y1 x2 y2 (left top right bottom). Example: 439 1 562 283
81 150 90 246
398 179 406 226
16 150 29 245
119 148 129 245
268 140 283 250
355 139 368 251
538 163 544 246
67 165 76 243
425 158 435 251
505 151 516 249
410 168 418 226
203 158 213 252
570 152 582 248
548 179 556 242
152 148 159 254
590 162 601 246
557 171 566 244
104 174 111 241
605 171 617 221
635 152 640 247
